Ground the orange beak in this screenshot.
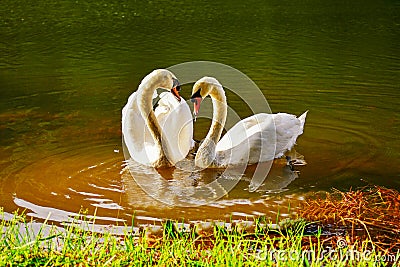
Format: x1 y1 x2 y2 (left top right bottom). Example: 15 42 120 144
191 97 202 118
171 86 181 102
171 77 182 102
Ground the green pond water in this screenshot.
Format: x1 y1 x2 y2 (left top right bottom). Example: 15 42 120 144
0 0 399 225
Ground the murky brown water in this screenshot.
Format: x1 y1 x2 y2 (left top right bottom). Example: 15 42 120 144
0 0 399 226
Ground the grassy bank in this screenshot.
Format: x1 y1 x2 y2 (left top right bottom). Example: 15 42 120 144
1 187 399 266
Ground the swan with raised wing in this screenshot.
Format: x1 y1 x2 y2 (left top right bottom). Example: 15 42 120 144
122 69 193 168
190 77 307 168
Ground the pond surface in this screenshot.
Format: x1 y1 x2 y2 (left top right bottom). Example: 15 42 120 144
0 0 399 225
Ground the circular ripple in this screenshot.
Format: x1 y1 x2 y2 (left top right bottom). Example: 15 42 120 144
297 121 380 189
1 142 304 225
3 119 381 225
4 144 125 223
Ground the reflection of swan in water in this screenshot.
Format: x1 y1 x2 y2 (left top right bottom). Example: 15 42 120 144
122 69 193 168
242 161 300 194
122 158 301 207
190 77 307 168
122 159 239 207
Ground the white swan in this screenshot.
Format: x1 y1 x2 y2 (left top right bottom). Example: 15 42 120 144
190 77 307 168
122 69 193 168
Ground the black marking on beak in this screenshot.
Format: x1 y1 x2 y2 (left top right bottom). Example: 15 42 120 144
172 78 181 92
190 89 203 120
190 88 202 100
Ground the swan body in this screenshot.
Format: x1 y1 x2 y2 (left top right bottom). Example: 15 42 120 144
154 92 195 151
122 69 193 168
191 77 307 168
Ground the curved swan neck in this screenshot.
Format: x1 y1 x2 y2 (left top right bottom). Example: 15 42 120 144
137 73 172 167
206 86 227 143
196 84 227 166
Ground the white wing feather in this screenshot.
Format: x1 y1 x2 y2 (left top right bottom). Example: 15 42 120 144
215 112 307 166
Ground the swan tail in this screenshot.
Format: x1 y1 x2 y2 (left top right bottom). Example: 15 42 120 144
298 110 308 131
277 111 308 161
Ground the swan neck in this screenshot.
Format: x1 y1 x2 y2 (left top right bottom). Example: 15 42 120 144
137 75 172 167
206 95 226 144
196 85 227 166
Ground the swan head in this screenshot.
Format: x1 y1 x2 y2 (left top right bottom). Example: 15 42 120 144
171 77 182 102
148 69 182 102
190 77 223 117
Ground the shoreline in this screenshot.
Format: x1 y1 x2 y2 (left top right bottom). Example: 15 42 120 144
1 186 399 265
